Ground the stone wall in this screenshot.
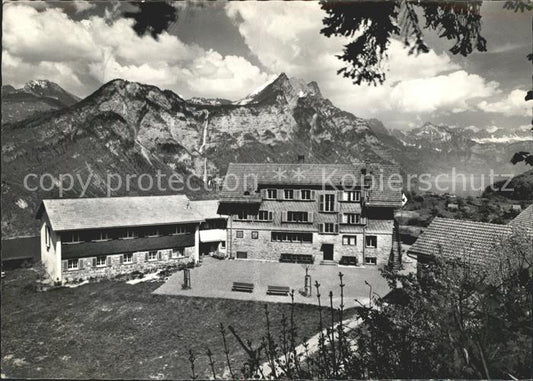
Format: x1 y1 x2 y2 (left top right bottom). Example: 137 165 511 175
61 247 195 283
229 227 392 266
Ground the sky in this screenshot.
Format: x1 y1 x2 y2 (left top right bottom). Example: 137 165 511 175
2 1 531 131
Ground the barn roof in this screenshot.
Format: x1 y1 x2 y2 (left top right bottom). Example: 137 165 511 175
508 204 533 237
37 195 204 232
407 217 512 266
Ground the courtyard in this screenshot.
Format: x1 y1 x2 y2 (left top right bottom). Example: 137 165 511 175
154 257 393 308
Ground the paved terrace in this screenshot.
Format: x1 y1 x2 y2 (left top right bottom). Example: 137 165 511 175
154 257 394 308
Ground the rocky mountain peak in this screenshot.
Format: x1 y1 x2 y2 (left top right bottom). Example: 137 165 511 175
236 73 323 107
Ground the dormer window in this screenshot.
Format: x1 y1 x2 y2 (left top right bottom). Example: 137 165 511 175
122 229 137 239
65 232 82 244
174 225 189 235
94 231 110 241
146 228 160 237
266 189 277 199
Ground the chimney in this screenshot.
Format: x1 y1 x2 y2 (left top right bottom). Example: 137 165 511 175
297 154 305 164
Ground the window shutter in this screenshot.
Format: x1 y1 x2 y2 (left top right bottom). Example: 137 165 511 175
308 212 314 223
268 211 273 221
62 260 67 272
145 252 148 261
277 190 283 200
281 211 287 223
319 195 324 211
294 190 300 200
120 255 124 264
311 190 316 200
342 214 347 224
107 256 112 267
260 189 266 198
335 224 339 233
319 223 324 233
158 251 162 261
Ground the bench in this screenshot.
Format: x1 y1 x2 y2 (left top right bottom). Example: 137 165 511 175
279 253 314 264
267 285 291 296
232 282 254 293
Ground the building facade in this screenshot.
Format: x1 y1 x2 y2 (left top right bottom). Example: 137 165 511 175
37 195 213 283
218 163 403 267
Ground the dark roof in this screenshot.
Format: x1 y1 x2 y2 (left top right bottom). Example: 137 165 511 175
220 162 403 207
508 204 533 237
37 195 204 232
408 217 512 266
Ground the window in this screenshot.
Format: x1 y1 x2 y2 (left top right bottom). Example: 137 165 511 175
45 226 51 249
174 225 190 235
286 211 309 223
324 223 336 233
343 191 361 202
271 232 312 243
319 194 335 212
94 231 110 241
147 250 158 261
146 228 160 237
300 189 312 200
171 248 184 258
96 255 107 267
236 251 248 259
365 235 377 248
343 213 361 225
251 231 259 239
266 189 277 199
220 241 226 249
236 230 244 238
123 229 137 239
67 259 78 270
342 235 357 246
257 210 272 221
236 211 249 221
365 257 377 265
123 253 133 264
284 189 294 199
65 232 82 244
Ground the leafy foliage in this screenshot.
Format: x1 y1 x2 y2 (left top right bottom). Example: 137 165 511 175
320 0 488 85
198 232 532 379
124 2 178 38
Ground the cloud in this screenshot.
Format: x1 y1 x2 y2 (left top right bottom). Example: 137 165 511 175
2 3 270 100
477 89 530 116
226 1 500 126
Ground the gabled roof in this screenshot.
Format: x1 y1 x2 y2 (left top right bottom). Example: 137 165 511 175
37 195 204 232
508 204 533 237
220 162 403 208
408 217 512 266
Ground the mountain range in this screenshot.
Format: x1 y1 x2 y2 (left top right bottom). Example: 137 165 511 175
1 80 80 124
1 75 531 238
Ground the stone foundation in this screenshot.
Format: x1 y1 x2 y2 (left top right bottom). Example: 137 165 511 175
61 247 195 283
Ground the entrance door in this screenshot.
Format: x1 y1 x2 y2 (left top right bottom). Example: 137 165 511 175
322 244 334 261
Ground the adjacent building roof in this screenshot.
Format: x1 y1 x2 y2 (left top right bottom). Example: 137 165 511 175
508 204 533 237
37 195 204 232
189 200 226 220
407 217 512 267
366 220 394 234
220 162 403 207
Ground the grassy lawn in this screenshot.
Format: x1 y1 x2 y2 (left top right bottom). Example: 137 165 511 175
1 268 348 379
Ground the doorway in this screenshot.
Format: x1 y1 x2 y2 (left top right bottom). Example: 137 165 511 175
322 244 334 261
